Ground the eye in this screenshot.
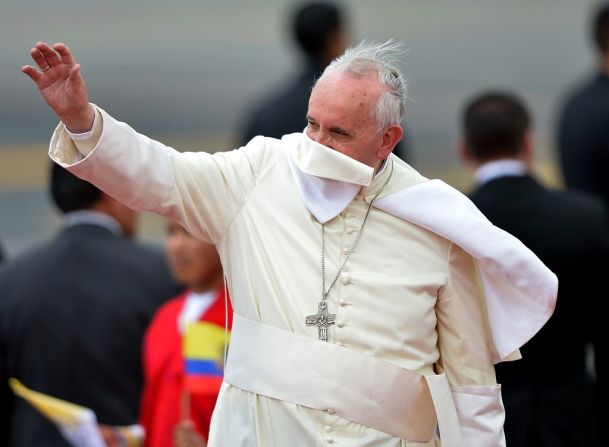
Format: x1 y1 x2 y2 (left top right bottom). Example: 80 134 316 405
306 118 316 126
331 128 349 138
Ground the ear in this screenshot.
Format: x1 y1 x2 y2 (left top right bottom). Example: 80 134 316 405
520 131 534 165
457 139 472 164
376 125 403 160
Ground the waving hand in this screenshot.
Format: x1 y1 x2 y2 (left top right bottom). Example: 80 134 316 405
22 42 94 133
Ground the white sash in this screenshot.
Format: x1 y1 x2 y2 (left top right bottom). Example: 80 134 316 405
224 313 466 445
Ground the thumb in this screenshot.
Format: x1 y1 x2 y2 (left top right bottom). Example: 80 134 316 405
69 64 83 84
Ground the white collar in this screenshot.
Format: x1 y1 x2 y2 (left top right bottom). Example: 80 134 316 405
283 131 389 223
64 210 122 235
474 159 528 186
177 290 217 333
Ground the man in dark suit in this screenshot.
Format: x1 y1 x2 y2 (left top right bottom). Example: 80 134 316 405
558 3 609 208
0 164 180 446
458 92 609 447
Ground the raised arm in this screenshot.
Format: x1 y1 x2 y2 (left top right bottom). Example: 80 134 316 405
23 41 265 244
22 42 94 133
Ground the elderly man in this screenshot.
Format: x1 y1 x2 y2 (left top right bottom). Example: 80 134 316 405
23 40 556 446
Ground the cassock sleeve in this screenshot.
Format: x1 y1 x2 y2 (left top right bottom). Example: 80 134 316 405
49 106 267 243
435 242 506 446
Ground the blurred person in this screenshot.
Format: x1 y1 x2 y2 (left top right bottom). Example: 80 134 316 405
173 420 206 447
239 2 411 161
139 220 231 447
558 2 609 207
0 164 180 447
23 40 559 446
459 91 609 447
239 1 347 146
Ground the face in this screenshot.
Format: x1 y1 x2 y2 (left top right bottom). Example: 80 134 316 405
306 69 401 170
165 221 222 291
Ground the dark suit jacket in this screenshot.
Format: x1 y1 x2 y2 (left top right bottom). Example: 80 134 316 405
0 223 181 447
558 73 609 208
239 59 324 147
470 174 609 446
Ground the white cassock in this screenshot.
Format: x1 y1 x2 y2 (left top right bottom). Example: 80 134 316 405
49 107 557 447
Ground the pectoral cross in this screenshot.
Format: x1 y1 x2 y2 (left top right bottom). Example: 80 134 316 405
306 301 336 342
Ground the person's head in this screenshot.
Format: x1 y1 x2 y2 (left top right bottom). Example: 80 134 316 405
458 92 532 167
306 40 406 171
593 2 609 63
50 163 137 236
165 221 222 293
292 2 347 67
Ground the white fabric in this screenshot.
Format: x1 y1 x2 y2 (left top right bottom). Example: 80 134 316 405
177 290 217 333
64 210 122 235
47 106 557 446
474 159 527 185
451 386 506 447
65 107 99 141
425 375 465 447
285 132 387 223
284 135 556 362
374 182 557 363
225 313 438 442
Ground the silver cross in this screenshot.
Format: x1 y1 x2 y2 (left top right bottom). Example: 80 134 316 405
306 301 336 342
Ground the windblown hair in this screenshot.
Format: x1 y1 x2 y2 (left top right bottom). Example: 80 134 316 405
320 40 408 131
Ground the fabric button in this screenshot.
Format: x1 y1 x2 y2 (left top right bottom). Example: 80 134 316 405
343 247 350 255
342 276 351 285
325 426 333 433
339 299 349 307
346 227 355 234
327 408 336 414
327 439 334 444
337 321 346 328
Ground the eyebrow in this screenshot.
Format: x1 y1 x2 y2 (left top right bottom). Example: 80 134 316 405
306 116 352 136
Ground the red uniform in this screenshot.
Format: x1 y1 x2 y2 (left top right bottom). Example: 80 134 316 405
139 290 232 447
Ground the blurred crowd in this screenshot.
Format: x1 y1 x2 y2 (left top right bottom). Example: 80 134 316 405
1 1 609 446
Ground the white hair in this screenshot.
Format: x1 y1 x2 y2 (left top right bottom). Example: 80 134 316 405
320 39 408 131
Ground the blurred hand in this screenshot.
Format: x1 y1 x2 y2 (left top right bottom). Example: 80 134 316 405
22 42 94 133
173 420 207 447
98 424 123 447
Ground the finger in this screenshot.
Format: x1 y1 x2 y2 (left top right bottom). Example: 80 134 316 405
21 65 42 83
69 63 81 78
35 42 62 67
68 64 85 87
53 42 76 65
30 48 50 70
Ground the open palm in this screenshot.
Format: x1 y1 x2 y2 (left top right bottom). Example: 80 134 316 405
22 42 93 133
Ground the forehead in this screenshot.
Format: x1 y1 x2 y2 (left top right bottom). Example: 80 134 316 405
308 70 381 124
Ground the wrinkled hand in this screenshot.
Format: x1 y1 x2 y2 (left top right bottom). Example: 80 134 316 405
22 42 94 133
